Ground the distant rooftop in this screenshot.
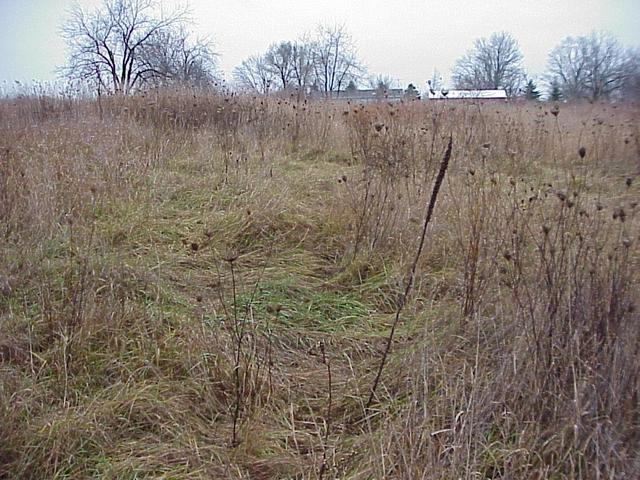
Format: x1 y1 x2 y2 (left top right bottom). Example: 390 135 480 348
427 89 507 100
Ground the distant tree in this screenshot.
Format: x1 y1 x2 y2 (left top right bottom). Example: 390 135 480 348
524 79 541 100
622 48 640 102
345 80 357 91
547 32 631 101
290 39 316 91
233 55 275 94
140 26 218 87
312 24 364 95
233 24 365 96
235 39 316 95
61 0 190 94
264 41 295 90
452 31 525 96
428 69 443 93
404 83 419 100
368 74 395 91
548 79 563 101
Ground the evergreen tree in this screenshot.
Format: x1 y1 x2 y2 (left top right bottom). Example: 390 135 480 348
404 83 419 100
549 79 562 101
524 79 541 100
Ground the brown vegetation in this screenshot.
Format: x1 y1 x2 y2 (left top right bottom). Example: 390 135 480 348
0 90 638 478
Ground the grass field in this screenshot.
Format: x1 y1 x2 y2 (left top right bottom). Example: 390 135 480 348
1 90 639 479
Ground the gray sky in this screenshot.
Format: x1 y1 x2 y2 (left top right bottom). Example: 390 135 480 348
1 0 638 90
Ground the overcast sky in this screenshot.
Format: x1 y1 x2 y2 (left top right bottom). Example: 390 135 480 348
0 0 638 90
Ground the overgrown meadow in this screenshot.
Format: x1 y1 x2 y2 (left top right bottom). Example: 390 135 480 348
0 90 638 479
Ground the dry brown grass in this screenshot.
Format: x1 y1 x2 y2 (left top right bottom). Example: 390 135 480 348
0 89 638 479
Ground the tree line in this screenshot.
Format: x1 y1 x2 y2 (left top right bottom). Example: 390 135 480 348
233 25 364 96
451 31 639 101
61 0 640 101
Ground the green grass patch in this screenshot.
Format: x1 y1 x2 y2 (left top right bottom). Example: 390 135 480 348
233 277 375 334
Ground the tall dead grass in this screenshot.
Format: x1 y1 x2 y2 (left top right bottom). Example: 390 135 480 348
0 90 638 478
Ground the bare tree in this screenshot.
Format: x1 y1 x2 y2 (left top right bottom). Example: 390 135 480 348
312 24 363 95
368 74 396 90
547 32 632 101
427 68 443 94
263 41 296 90
233 55 276 94
622 48 640 102
290 39 316 92
234 38 315 96
141 26 218 87
452 32 525 96
547 37 590 100
232 25 364 97
61 0 187 94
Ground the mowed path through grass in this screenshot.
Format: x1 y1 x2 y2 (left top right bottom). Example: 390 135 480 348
2 136 424 478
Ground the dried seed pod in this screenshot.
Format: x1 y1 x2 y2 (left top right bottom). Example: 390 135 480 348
612 207 626 222
578 147 586 159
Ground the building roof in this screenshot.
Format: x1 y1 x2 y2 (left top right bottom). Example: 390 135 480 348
427 89 507 100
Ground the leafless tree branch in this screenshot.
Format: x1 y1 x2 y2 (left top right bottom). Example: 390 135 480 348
452 32 525 97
